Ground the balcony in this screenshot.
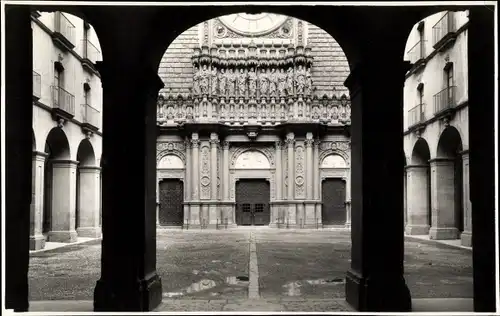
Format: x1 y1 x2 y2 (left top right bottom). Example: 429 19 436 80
406 41 426 73
432 12 457 52
81 103 100 135
51 86 75 126
81 39 100 73
51 12 75 51
32 71 41 101
433 86 457 123
407 103 426 135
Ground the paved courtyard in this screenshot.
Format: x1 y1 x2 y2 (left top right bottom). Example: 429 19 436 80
28 228 473 311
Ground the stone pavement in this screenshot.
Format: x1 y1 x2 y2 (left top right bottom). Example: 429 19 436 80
27 228 474 312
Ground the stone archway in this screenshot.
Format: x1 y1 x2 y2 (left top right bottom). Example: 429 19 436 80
43 127 77 243
430 126 465 240
76 139 101 238
406 138 431 235
157 154 185 227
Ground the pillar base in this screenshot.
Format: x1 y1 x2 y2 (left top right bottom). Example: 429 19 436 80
47 230 78 243
405 224 430 235
345 270 412 312
429 227 459 240
77 227 102 238
461 230 472 247
94 272 162 311
29 234 46 250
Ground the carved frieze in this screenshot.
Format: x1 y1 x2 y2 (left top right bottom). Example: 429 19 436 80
156 142 186 165
200 145 211 199
295 144 306 199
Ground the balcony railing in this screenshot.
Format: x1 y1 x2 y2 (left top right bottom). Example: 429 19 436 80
32 71 41 100
433 86 457 115
51 86 75 116
53 11 76 50
82 103 101 129
82 39 100 64
407 41 426 65
432 12 456 49
408 103 425 128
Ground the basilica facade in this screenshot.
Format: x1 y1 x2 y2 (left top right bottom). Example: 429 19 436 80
156 13 352 229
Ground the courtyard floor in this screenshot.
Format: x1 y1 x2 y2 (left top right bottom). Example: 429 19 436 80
28 228 473 312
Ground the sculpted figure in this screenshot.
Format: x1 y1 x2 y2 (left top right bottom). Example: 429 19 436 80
227 68 236 96
305 67 313 96
295 64 306 95
247 67 257 97
218 68 227 96
210 65 218 95
200 64 209 95
192 65 201 95
258 68 269 97
286 66 294 95
237 68 247 97
277 68 286 97
269 68 278 97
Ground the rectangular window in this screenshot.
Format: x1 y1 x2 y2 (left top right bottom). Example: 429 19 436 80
254 204 264 213
242 204 251 213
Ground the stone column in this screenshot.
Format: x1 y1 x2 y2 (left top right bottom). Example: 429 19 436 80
222 141 232 224
469 7 495 312
47 160 78 242
5 7 32 311
77 166 102 238
93 61 163 311
275 141 283 200
405 164 430 235
460 151 472 246
305 133 314 199
190 134 201 226
209 133 219 226
30 151 48 250
286 133 296 226
429 158 459 240
403 169 407 227
344 58 412 311
184 139 191 225
313 139 321 226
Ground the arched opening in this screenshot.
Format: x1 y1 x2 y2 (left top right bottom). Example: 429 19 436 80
76 139 100 237
406 138 432 235
320 154 349 226
157 154 185 227
435 126 464 236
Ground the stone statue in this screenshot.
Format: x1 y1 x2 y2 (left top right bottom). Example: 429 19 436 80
305 67 313 96
295 64 306 95
248 67 257 97
210 65 218 95
286 66 294 96
237 68 247 97
227 68 236 97
258 69 269 97
278 68 286 97
269 68 278 97
193 65 201 95
200 64 209 95
218 68 227 96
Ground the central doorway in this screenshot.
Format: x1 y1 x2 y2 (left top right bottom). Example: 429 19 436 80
235 179 270 226
322 178 347 225
159 179 184 226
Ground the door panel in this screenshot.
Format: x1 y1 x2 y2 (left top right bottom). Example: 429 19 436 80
235 179 270 226
322 178 346 225
159 179 184 226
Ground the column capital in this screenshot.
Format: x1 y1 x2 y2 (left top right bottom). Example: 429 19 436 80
32 151 48 161
78 166 102 172
222 141 230 150
51 159 79 167
428 157 455 165
191 139 200 148
405 164 429 170
313 139 321 148
305 139 314 148
459 149 470 157
344 60 412 98
95 61 164 98
275 140 284 149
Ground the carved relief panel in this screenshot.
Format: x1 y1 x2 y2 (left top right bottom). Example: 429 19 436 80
200 144 211 199
294 143 306 199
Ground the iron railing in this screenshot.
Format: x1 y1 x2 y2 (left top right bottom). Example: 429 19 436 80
407 40 426 64
433 86 457 114
82 39 100 64
54 11 75 46
408 103 425 127
432 12 456 47
82 103 100 128
51 86 75 115
32 70 41 100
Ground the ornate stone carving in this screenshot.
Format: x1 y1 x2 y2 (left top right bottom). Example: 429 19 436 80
286 66 294 96
258 69 269 96
222 141 230 150
268 68 278 97
210 65 218 95
218 68 227 96
191 139 200 148
295 64 306 95
200 145 211 199
227 68 236 96
236 68 247 97
277 68 287 97
321 154 347 168
200 176 210 187
230 145 275 168
295 145 305 199
234 150 271 169
156 142 187 165
305 139 314 148
248 67 257 97
193 65 201 95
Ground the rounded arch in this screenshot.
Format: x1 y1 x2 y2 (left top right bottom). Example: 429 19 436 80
436 126 463 158
76 139 96 166
321 154 347 169
44 127 71 160
230 146 275 169
411 137 431 165
234 150 271 169
156 149 186 166
319 149 350 167
158 154 185 169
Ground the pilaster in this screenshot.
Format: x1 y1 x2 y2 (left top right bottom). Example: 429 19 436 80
209 133 219 226
305 133 314 199
77 166 102 238
460 150 472 246
275 141 283 200
286 133 296 227
30 151 48 250
189 134 201 226
405 164 431 235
